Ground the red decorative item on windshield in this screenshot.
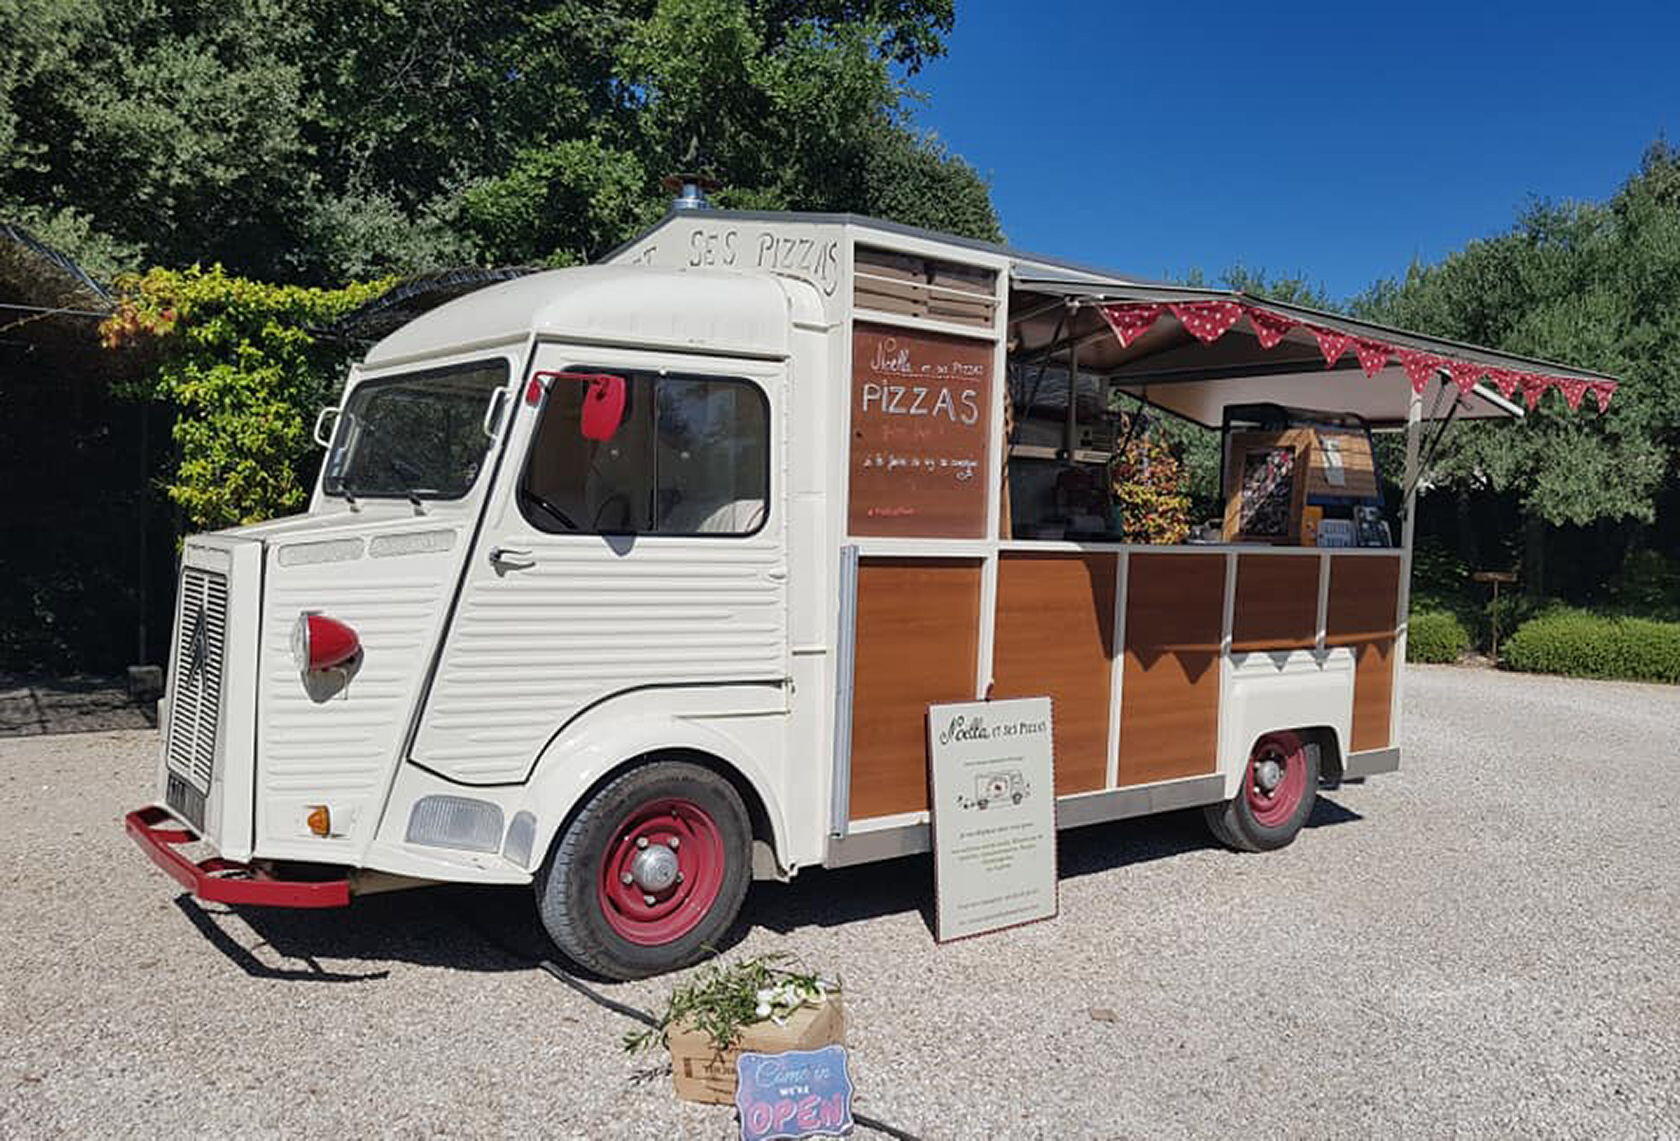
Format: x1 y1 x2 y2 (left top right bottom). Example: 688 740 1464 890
580 374 628 441
292 613 360 672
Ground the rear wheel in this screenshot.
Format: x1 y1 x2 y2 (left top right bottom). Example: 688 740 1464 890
1203 731 1317 852
536 760 752 980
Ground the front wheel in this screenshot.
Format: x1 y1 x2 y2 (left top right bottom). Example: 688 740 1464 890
536 760 752 980
1204 731 1317 852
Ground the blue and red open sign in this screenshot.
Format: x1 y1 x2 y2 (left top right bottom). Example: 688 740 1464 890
735 1045 855 1141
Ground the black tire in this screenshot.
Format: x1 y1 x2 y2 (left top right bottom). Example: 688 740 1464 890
1203 732 1319 853
536 759 752 980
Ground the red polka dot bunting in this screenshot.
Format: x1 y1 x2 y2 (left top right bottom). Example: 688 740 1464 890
1353 339 1392 378
1309 326 1353 368
1168 300 1244 344
1487 368 1524 400
1447 360 1486 395
1090 298 1617 415
1244 305 1297 349
1555 377 1590 411
1097 303 1166 348
1397 349 1445 394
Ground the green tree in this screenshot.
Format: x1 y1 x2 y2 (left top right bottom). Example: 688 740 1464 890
0 0 997 282
1354 149 1677 530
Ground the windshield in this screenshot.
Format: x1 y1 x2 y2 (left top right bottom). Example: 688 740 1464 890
322 360 509 500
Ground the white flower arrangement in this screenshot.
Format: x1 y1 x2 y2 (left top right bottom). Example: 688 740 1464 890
752 977 835 1025
624 954 843 1055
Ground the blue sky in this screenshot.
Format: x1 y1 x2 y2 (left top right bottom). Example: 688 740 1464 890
912 0 1679 301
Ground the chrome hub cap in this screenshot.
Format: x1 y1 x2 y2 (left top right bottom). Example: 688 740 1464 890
629 843 681 893
1253 757 1284 793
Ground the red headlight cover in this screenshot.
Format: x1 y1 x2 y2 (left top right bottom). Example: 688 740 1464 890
293 613 360 671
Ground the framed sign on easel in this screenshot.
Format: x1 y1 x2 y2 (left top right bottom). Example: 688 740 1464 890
926 696 1058 943
1222 429 1312 545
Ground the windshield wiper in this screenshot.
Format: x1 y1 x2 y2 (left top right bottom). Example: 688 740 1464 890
348 416 435 508
522 488 578 531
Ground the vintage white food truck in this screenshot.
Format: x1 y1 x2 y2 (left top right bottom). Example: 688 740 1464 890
127 200 1616 978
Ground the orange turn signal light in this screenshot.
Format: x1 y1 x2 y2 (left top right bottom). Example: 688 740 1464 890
306 805 331 837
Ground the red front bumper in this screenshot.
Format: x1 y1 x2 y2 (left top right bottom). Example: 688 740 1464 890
124 805 350 908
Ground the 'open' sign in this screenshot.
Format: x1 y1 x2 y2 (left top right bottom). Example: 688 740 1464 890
735 1045 855 1141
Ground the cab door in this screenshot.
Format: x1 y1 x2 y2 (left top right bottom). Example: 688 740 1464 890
410 347 789 784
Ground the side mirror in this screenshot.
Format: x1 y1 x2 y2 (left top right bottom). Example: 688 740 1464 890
313 406 341 448
580 374 627 441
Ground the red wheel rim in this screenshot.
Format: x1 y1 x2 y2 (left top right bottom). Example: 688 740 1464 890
1244 732 1307 828
596 798 725 946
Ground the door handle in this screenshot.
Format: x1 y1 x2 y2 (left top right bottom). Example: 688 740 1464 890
489 546 536 571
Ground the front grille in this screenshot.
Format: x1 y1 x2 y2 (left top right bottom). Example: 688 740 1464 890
165 566 229 810
165 771 207 831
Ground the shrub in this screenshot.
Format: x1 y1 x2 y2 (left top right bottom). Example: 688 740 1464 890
1605 549 1680 621
1407 610 1471 663
1501 608 1680 684
1478 591 1556 651
1411 536 1468 601
101 266 392 530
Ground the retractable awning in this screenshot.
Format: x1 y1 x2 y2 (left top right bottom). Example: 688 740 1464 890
1009 269 1618 429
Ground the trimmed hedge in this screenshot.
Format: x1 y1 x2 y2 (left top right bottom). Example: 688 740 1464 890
1407 610 1471 663
1501 608 1680 684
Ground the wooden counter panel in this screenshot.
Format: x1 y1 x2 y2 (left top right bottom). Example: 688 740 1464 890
849 558 982 820
1351 638 1396 751
1232 554 1320 652
991 552 1116 796
1327 555 1401 752
1325 554 1402 645
1119 553 1226 786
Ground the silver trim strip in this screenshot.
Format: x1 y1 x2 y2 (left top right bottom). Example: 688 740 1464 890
1343 747 1400 779
1054 774 1227 829
825 773 1228 868
828 544 860 837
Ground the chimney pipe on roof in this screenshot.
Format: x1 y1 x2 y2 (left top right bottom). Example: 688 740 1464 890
662 172 719 212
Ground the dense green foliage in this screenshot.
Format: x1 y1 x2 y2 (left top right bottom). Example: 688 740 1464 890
0 0 996 282
3 0 1002 553
1355 144 1680 543
1603 548 1680 621
1501 608 1680 684
101 267 390 529
1407 610 1471 664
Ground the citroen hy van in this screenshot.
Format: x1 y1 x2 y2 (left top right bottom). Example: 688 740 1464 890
127 203 1616 978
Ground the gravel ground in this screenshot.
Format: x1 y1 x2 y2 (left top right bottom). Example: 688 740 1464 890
3 665 1678 1139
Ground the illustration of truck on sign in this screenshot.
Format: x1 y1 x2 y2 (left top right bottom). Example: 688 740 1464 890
961 771 1027 811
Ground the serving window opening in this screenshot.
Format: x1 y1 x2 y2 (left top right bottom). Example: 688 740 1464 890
1002 294 1400 549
